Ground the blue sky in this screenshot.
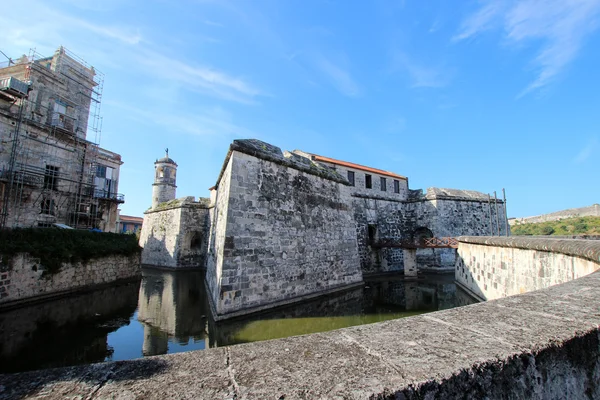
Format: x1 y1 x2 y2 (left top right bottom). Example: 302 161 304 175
2 0 599 219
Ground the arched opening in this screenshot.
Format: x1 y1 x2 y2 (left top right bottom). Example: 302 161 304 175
189 231 202 250
367 224 377 244
412 227 433 243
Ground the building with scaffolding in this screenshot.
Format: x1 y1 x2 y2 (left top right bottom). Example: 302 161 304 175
0 46 124 231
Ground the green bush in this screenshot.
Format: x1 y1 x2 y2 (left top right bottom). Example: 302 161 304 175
0 228 141 275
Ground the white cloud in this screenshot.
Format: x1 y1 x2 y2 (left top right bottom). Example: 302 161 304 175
134 48 264 104
573 137 598 164
315 57 361 97
453 1 506 41
455 0 600 96
391 53 451 88
106 100 255 138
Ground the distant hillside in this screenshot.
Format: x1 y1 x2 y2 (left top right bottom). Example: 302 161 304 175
511 216 600 236
509 204 600 225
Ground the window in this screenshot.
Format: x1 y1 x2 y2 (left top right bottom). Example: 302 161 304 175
347 171 355 186
40 198 55 215
394 179 400 194
44 165 59 190
380 177 387 191
365 174 372 189
96 165 107 178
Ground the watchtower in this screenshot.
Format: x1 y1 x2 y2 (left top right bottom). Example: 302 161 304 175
152 149 177 209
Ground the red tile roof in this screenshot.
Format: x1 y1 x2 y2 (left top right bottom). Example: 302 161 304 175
311 155 407 181
120 215 143 223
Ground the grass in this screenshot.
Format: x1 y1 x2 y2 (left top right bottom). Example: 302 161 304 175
511 216 600 236
0 228 141 275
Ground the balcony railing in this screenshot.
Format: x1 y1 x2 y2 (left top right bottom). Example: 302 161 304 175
93 189 125 203
0 77 29 98
0 168 44 187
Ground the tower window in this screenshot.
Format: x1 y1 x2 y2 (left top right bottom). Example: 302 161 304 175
347 171 355 186
380 177 387 191
365 174 372 189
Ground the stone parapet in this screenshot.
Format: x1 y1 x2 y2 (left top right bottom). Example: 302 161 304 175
214 139 350 188
457 236 600 264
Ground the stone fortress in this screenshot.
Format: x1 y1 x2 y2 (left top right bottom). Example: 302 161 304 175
139 139 508 320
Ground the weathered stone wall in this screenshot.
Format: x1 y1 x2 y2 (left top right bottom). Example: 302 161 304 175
0 253 140 307
455 236 600 300
353 188 508 274
0 51 123 231
206 141 362 319
3 271 600 399
139 197 210 268
205 156 233 306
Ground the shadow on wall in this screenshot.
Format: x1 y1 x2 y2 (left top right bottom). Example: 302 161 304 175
142 229 206 269
141 235 176 268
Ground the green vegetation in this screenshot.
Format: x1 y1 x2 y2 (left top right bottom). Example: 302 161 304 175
0 228 141 275
511 216 600 236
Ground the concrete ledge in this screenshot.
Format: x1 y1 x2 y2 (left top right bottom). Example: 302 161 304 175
2 272 600 399
458 236 600 263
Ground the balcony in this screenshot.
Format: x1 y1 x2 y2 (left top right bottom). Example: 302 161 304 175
0 168 44 187
50 112 76 133
93 189 125 203
0 77 29 98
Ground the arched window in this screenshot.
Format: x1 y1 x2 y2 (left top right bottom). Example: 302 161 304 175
412 227 433 244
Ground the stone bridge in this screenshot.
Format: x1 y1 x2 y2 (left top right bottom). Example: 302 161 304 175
1 237 599 399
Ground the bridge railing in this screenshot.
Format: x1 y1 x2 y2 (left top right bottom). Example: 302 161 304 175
371 237 458 249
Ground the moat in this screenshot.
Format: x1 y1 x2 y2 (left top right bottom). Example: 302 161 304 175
0 268 477 374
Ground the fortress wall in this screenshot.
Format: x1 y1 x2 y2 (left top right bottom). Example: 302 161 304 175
350 197 408 274
140 199 211 269
205 157 234 311
456 236 600 300
209 149 362 319
140 207 182 268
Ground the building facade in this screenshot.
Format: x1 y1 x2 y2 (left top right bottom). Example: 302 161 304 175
140 139 508 320
0 47 124 231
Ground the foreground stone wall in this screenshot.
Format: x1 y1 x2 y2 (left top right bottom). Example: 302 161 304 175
206 141 363 319
455 236 600 300
2 271 599 399
0 253 140 307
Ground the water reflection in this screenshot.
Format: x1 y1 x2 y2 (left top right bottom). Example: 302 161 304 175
0 268 477 373
137 269 209 356
0 281 139 373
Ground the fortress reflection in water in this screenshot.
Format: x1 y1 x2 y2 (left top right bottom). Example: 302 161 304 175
0 268 476 373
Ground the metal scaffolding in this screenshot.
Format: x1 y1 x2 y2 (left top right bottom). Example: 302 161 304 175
0 47 123 229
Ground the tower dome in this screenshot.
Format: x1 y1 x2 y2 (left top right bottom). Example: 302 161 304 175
152 149 177 209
